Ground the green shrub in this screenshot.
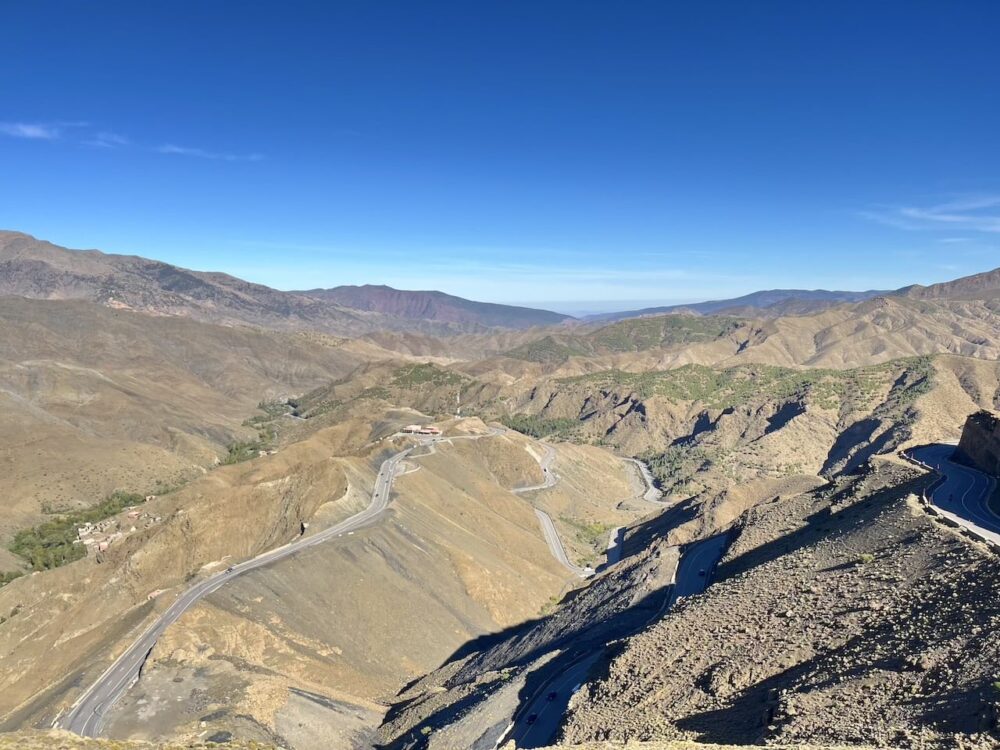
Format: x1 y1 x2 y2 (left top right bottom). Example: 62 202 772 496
9 491 146 571
499 414 578 438
0 571 22 588
391 363 465 388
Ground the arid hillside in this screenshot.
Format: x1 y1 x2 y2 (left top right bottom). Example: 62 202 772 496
0 232 558 336
0 244 998 750
0 400 650 749
585 288 888 322
493 296 1000 372
372 349 1000 750
0 231 384 334
0 297 365 549
560 464 1000 749
296 284 572 329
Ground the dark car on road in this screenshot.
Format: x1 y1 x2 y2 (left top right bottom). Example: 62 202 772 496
527 714 538 725
546 691 558 701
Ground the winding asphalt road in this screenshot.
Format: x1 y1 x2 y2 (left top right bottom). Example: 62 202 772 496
504 532 730 749
908 443 1000 544
512 444 559 494
533 509 593 579
508 443 593 578
59 429 499 737
623 457 663 504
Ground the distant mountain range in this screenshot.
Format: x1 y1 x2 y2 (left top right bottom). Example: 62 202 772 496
296 284 572 328
2 231 998 336
584 267 1000 322
584 289 888 322
0 231 570 334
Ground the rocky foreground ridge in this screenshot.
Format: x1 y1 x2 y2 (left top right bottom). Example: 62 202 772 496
0 732 884 750
957 410 1000 477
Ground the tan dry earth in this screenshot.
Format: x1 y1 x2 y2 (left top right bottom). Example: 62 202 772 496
0 730 275 749
560 464 1000 750
0 729 888 750
0 419 371 728
0 297 364 540
1 254 999 750
0 416 646 747
374 353 1000 750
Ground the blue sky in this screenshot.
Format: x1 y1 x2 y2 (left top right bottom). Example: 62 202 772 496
1 1 998 314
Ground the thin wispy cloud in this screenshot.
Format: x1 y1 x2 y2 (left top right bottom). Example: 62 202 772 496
84 131 130 148
0 122 63 139
862 195 1000 233
156 143 263 162
1 120 259 164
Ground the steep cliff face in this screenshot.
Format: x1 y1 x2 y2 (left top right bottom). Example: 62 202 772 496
957 410 1000 476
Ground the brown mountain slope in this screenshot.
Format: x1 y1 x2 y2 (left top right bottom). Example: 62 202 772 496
0 297 362 541
0 232 470 336
585 288 887 322
374 354 1000 750
297 284 573 328
901 265 1000 300
0 413 645 748
493 295 1000 371
560 465 999 749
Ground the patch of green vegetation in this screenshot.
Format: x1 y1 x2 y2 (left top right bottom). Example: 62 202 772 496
223 420 277 465
499 414 579 438
857 553 875 565
640 443 714 493
559 515 615 549
505 335 589 364
0 571 22 588
588 315 745 352
559 358 933 413
297 397 343 418
873 356 934 417
9 491 146 571
391 363 466 388
257 399 290 416
243 400 293 428
222 440 265 464
358 386 391 401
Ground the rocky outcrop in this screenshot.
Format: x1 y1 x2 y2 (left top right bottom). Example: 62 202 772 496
957 410 1000 476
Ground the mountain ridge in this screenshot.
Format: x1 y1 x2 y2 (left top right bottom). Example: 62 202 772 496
295 283 573 328
0 231 570 334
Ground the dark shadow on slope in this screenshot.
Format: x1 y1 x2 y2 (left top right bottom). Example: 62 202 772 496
377 586 670 750
377 505 701 749
676 540 999 745
670 410 719 446
717 474 927 583
820 417 881 475
764 401 806 435
619 496 699 560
